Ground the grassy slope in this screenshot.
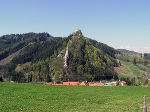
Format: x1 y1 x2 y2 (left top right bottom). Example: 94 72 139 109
115 61 141 78
0 49 21 66
0 82 150 112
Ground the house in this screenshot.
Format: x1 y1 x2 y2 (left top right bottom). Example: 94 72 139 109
80 81 89 86
80 81 86 86
121 81 126 86
96 83 104 86
69 82 79 86
63 82 78 86
63 82 70 85
89 83 104 86
89 83 96 86
104 82 118 86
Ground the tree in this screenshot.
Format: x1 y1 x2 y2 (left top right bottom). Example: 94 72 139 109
133 58 137 65
144 59 148 66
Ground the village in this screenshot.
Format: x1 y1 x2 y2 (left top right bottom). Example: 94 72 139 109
46 81 126 86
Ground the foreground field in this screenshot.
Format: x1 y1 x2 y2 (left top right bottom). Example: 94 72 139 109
0 83 150 112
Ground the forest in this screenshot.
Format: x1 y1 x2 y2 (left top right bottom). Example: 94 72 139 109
0 30 121 83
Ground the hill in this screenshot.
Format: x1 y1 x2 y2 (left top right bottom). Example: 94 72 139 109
117 49 140 55
1 82 150 112
0 30 120 83
115 49 150 85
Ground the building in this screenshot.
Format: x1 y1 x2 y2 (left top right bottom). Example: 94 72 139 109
104 82 118 86
121 81 126 86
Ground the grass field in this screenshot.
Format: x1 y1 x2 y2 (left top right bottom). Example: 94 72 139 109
0 82 150 112
121 61 140 76
116 61 141 78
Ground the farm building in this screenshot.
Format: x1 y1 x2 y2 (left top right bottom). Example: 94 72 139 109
80 81 89 86
104 82 118 86
89 83 104 86
63 82 78 86
80 81 87 86
46 81 126 87
121 81 126 86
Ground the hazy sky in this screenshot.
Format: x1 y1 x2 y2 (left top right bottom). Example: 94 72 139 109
0 0 150 53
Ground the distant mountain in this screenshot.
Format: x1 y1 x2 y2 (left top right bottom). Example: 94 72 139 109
0 30 120 83
117 49 141 55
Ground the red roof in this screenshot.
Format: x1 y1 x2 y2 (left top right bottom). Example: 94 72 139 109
69 82 78 86
63 82 70 85
96 83 104 86
63 82 78 86
80 81 86 86
89 83 96 86
89 83 104 86
121 81 126 84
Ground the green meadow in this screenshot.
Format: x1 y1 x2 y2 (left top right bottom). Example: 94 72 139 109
0 82 150 112
121 61 141 77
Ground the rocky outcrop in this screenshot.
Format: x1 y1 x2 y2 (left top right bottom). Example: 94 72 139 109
73 29 82 36
64 45 69 67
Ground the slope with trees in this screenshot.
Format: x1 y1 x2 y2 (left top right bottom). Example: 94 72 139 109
0 30 121 83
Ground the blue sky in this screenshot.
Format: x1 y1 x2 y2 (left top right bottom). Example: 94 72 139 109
0 0 150 53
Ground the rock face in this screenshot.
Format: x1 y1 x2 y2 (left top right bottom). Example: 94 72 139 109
64 45 69 67
73 29 82 36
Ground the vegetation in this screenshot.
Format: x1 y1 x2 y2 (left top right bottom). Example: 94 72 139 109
0 31 119 83
121 61 140 77
1 30 150 85
116 50 150 85
0 32 51 61
1 82 150 112
117 49 140 55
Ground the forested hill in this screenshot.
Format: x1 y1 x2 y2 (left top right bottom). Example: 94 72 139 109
0 32 52 60
0 30 120 83
117 49 140 55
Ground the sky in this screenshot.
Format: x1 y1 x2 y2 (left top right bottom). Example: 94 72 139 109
0 0 150 53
